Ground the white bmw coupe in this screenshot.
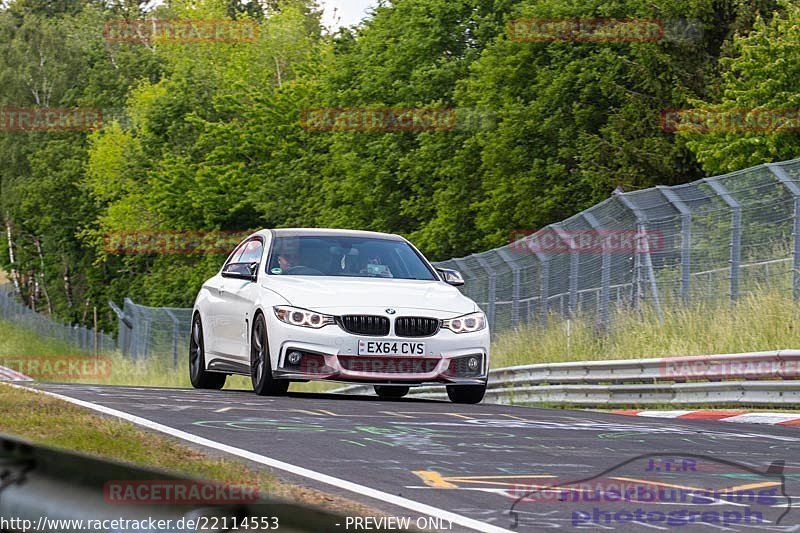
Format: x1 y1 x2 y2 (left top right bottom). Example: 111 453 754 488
190 228 490 403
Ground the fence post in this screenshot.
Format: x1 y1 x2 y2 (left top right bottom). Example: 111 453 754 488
657 186 692 305
165 309 180 369
767 163 800 300
109 300 131 356
452 257 478 294
496 248 521 328
614 191 663 319
704 177 741 303
550 226 579 319
471 254 496 332
538 254 550 325
582 212 611 330
124 298 139 360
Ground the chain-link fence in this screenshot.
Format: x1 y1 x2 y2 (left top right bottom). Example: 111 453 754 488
105 157 800 365
439 158 800 332
0 283 115 354
110 298 192 367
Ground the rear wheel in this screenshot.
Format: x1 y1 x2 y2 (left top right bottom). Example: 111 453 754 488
251 314 289 396
446 383 486 404
374 385 410 399
189 315 226 390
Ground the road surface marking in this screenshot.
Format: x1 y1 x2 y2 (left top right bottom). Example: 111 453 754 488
380 411 415 418
13 384 514 533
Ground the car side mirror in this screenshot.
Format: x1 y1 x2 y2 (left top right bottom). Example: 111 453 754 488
437 268 465 287
222 262 259 282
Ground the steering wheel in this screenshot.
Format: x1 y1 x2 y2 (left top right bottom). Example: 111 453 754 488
285 266 325 276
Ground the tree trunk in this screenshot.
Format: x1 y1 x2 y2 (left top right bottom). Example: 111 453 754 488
4 217 21 294
63 264 73 308
33 237 53 315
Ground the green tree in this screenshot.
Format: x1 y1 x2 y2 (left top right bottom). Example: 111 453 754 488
680 1 800 174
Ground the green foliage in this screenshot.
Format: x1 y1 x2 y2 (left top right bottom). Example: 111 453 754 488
680 1 800 173
0 0 796 331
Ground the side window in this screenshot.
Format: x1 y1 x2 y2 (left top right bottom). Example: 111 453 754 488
239 239 264 264
224 240 248 269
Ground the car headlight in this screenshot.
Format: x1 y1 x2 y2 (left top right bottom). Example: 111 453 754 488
442 312 486 333
274 306 335 328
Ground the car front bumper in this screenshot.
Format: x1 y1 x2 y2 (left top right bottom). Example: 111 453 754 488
266 310 490 386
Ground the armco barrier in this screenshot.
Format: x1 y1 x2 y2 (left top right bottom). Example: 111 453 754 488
332 350 800 406
0 365 32 382
0 432 346 532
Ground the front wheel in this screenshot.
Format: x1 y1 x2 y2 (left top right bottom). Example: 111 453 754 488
189 315 226 390
251 314 289 396
374 385 409 399
446 383 486 404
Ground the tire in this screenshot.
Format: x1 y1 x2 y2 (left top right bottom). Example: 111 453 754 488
374 385 410 399
189 315 226 390
251 313 289 396
446 383 486 404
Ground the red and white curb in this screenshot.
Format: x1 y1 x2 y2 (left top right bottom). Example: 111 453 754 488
0 365 32 382
613 409 800 427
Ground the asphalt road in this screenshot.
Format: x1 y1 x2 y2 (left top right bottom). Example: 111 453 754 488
23 383 800 532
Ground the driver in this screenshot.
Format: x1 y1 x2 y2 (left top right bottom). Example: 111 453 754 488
274 238 302 273
278 251 300 272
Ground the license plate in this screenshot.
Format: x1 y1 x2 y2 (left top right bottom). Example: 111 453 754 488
358 339 425 356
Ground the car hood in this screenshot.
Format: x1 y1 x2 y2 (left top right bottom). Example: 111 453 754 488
261 276 477 315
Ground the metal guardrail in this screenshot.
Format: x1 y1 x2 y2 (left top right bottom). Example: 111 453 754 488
0 365 32 382
333 350 800 406
0 432 347 532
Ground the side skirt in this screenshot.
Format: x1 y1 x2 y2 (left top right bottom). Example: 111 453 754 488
207 358 250 375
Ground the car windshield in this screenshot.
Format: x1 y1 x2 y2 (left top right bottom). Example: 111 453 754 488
268 235 436 280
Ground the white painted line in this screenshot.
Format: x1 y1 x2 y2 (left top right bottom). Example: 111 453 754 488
722 413 800 425
10 384 513 533
631 410 694 418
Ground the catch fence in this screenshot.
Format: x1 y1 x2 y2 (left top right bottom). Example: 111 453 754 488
0 283 115 353
7 158 800 364
113 158 800 364
437 159 800 332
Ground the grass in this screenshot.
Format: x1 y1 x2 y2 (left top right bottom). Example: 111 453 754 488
0 384 374 516
3 285 799 387
0 274 371 514
0 319 337 391
492 288 800 367
0 319 80 359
